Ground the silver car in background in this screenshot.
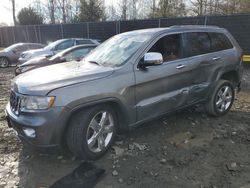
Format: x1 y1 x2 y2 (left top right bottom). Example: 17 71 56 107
19 38 100 63
0 43 44 67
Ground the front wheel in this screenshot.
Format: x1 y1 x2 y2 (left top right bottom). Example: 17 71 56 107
0 57 9 68
205 80 235 116
67 105 117 160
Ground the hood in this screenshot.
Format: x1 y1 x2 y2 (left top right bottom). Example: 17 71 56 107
22 49 53 59
12 61 114 95
20 56 49 67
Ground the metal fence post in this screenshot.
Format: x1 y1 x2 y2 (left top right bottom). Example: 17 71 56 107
87 22 90 38
116 21 118 34
12 27 15 43
158 19 161 27
60 24 64 39
38 25 42 43
26 26 30 42
0 28 2 47
34 25 38 43
119 20 121 34
204 16 208 26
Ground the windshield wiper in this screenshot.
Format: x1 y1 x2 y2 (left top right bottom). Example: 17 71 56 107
88 60 100 66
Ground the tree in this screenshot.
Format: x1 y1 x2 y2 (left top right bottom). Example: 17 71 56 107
17 7 44 25
106 4 120 21
190 0 250 16
151 0 157 18
119 0 128 20
77 0 105 22
11 0 17 25
155 0 186 17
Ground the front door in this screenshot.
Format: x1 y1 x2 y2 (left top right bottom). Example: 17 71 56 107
134 33 197 121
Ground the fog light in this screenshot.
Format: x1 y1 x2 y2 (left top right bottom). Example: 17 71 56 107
23 128 36 138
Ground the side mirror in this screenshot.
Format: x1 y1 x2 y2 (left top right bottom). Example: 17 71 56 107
75 57 83 62
12 49 17 54
59 57 67 63
138 52 163 68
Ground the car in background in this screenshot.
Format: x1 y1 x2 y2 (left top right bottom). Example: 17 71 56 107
0 43 44 68
15 44 97 75
18 38 100 64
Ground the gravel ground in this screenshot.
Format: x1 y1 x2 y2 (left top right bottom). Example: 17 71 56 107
1 66 250 188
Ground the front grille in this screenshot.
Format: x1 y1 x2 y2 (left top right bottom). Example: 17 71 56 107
10 91 21 115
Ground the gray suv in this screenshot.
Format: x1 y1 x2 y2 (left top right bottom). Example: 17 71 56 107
5 26 243 160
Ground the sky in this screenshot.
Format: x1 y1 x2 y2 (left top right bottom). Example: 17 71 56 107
0 0 34 25
0 0 114 26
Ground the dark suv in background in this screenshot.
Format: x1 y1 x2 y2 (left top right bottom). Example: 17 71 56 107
5 26 243 160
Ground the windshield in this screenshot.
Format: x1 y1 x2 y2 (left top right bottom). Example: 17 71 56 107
4 44 21 52
84 33 152 67
44 39 66 50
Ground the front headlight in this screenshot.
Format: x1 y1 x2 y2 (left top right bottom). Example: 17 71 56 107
20 96 55 111
20 66 35 73
23 54 31 59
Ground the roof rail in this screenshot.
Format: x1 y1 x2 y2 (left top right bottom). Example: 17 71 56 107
169 25 220 28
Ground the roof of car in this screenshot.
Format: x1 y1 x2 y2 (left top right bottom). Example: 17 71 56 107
63 38 98 41
15 42 44 45
59 44 98 55
68 44 98 49
122 25 225 36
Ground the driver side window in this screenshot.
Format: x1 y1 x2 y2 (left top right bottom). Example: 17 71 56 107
148 34 182 62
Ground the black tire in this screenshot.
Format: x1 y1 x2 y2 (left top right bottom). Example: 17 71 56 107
15 67 20 76
205 80 235 116
0 57 9 68
67 104 118 160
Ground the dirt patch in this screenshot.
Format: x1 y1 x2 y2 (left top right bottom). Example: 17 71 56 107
1 66 250 188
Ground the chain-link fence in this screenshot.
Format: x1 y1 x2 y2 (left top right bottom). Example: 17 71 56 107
0 14 250 53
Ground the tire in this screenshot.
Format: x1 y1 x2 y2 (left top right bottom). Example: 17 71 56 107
67 104 118 160
15 67 20 76
205 80 235 116
0 57 9 68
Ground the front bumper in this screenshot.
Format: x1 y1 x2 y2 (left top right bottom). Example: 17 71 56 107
5 102 70 148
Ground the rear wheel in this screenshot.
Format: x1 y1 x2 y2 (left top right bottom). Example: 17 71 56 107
0 57 9 68
67 105 117 160
205 80 235 116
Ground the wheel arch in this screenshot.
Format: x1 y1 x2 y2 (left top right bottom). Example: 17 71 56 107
0 56 10 62
61 98 130 146
219 70 240 88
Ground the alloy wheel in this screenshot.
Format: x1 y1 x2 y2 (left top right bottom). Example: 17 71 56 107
0 58 8 68
215 86 233 112
86 111 114 153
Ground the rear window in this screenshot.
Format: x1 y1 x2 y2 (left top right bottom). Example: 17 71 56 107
209 32 233 52
185 32 211 57
28 44 43 49
76 40 94 45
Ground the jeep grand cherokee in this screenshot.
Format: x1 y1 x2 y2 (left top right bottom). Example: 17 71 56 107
5 26 243 160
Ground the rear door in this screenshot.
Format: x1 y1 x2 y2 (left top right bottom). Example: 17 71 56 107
135 33 197 121
183 32 224 104
208 32 237 76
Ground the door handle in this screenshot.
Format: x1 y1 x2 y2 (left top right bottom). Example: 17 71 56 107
176 65 186 69
212 57 221 61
